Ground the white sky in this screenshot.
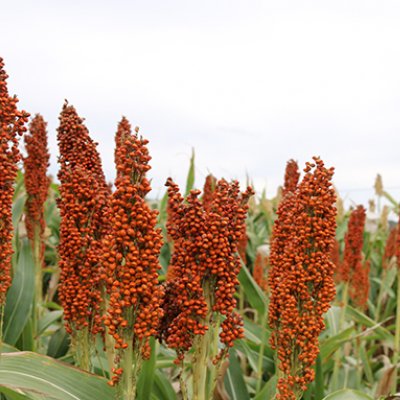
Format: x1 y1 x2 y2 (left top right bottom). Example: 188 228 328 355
1 0 400 205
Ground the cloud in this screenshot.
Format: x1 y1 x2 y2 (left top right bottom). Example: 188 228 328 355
2 0 400 204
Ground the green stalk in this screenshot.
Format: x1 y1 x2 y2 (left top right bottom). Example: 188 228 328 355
192 282 212 400
179 360 189 400
383 191 399 210
355 336 362 388
392 269 400 394
115 335 137 400
121 339 135 400
256 308 268 394
73 327 91 371
116 310 143 400
32 224 42 351
374 269 386 323
105 329 115 374
0 304 4 356
207 314 221 399
102 289 115 372
331 281 349 391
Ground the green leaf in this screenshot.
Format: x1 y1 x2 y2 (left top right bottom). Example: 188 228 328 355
17 318 34 352
325 306 341 336
13 171 26 200
12 194 27 228
236 340 258 372
238 262 267 318
224 348 250 400
152 370 177 400
158 190 169 222
38 311 63 336
322 389 373 400
43 302 63 311
0 387 33 400
314 354 324 400
253 375 277 400
320 326 355 361
1 343 19 353
47 327 70 359
0 352 115 400
3 239 35 345
243 318 263 345
346 305 393 345
184 148 195 196
359 343 374 385
137 338 156 400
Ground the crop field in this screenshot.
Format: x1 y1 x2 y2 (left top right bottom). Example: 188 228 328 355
0 57 399 400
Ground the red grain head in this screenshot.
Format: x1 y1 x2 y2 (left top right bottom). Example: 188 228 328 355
268 157 337 398
24 114 50 260
57 103 111 336
0 58 29 304
160 176 253 361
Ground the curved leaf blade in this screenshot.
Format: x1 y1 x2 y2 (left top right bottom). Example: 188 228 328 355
3 239 35 345
224 348 250 400
322 389 373 400
0 352 114 400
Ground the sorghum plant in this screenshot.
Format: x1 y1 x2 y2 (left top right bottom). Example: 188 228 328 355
394 212 400 393
268 157 337 400
268 159 300 312
0 57 29 342
160 177 253 400
334 203 368 398
202 174 217 211
57 103 111 370
283 159 300 195
252 249 269 293
102 118 164 399
23 114 50 347
383 227 397 269
340 206 366 294
24 114 50 251
331 239 341 283
57 102 108 188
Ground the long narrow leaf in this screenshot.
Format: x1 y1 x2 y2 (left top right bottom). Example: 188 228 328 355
152 370 177 400
0 352 115 400
346 305 393 345
224 348 250 400
3 239 35 345
253 375 277 400
184 148 195 196
137 338 157 400
238 262 266 318
322 389 373 400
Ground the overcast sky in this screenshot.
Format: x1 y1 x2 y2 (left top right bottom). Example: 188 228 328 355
1 0 400 206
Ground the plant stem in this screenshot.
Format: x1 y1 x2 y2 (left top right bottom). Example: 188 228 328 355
392 269 400 394
0 304 4 356
122 339 135 400
117 310 142 400
32 225 42 351
355 336 362 387
74 327 91 371
207 314 221 399
102 289 115 373
179 360 189 400
374 269 386 323
256 308 268 394
192 282 212 400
